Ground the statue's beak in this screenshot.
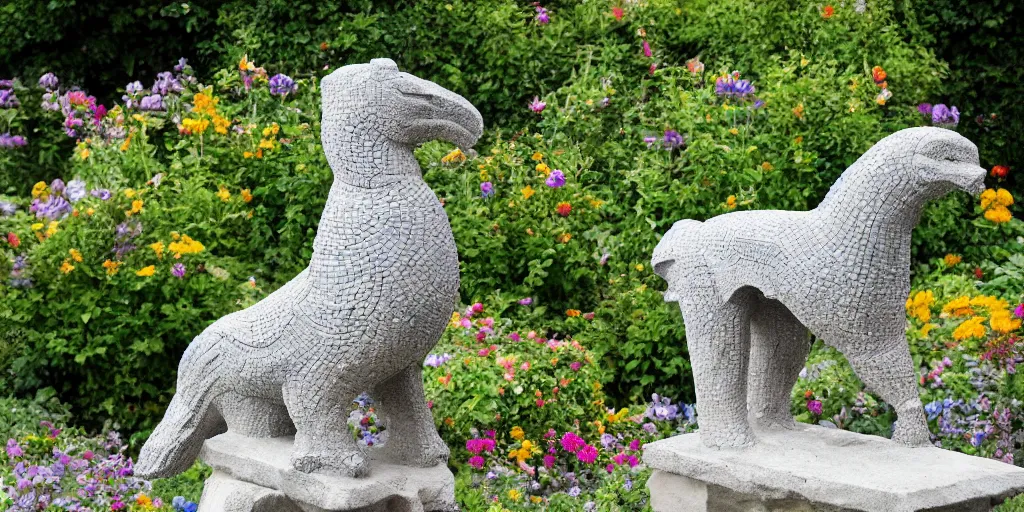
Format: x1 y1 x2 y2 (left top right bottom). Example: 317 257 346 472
399 76 484 152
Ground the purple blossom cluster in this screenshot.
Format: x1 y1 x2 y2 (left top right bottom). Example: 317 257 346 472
268 74 297 96
29 178 87 221
714 72 756 99
9 253 31 288
918 103 960 127
535 5 550 24
0 133 27 148
424 353 454 368
0 80 21 109
112 220 143 259
1 426 191 511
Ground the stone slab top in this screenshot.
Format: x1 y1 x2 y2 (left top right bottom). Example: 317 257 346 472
199 433 456 511
642 425 1024 512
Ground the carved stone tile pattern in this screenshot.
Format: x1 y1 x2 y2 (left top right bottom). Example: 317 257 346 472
652 127 987 449
136 58 484 480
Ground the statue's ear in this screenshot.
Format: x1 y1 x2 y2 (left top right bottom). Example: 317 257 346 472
370 58 399 71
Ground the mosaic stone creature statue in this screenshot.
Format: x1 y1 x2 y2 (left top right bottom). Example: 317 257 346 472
652 127 986 449
136 58 483 479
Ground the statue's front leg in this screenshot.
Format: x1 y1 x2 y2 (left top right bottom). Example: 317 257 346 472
841 338 931 447
371 364 449 467
282 369 369 476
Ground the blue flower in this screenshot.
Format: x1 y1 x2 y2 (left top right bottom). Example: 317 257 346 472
970 431 987 447
924 400 943 421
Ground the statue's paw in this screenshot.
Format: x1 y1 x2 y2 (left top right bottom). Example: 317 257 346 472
292 449 369 477
701 430 756 449
372 435 449 467
891 422 932 448
750 413 799 432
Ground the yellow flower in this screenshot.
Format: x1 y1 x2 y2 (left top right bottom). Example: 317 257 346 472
725 195 737 210
60 260 75 274
990 309 1022 333
130 199 144 215
531 152 544 161
536 162 551 175
149 242 165 259
607 408 630 423
510 426 525 440
588 197 604 209
86 208 95 216
31 223 44 231
729 128 739 135
530 496 543 504
239 55 255 72
450 311 461 327
168 234 205 258
241 188 254 203
556 232 572 244
566 309 581 317
952 316 986 341
243 151 254 159
32 182 48 199
69 249 83 263
521 186 535 200
943 254 962 267
120 131 134 152
920 323 935 338
136 265 156 277
262 123 280 137
192 92 219 116
216 186 231 202
181 118 209 135
258 139 275 150
792 103 805 119
634 264 644 271
45 221 59 238
213 115 231 135
124 189 136 199
971 295 1008 311
800 56 810 67
905 290 935 323
136 494 153 507
942 296 973 317
984 206 1012 224
507 489 522 501
441 148 466 164
101 259 120 275
761 161 773 171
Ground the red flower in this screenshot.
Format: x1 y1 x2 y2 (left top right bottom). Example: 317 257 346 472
556 201 572 217
871 66 887 85
612 7 624 20
974 267 984 279
6 232 19 248
822 5 835 18
992 165 1009 179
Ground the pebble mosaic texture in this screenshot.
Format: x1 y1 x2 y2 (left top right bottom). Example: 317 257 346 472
652 127 987 449
136 58 484 480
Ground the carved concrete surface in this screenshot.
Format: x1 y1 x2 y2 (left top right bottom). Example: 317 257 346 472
652 127 987 449
136 58 484 482
197 433 457 512
644 425 1024 512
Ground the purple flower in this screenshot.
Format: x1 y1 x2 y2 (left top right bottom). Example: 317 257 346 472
480 181 494 198
0 133 27 148
643 136 658 147
125 81 144 95
66 179 87 202
174 58 189 73
752 99 765 109
529 96 546 113
0 200 16 216
32 195 71 220
152 71 183 95
172 263 186 278
0 88 20 108
38 72 59 90
535 6 550 24
576 444 598 464
268 74 297 96
518 297 533 306
560 432 586 453
570 361 582 372
645 393 679 421
6 438 24 458
139 94 165 111
41 92 59 111
970 431 987 447
424 353 453 368
807 399 823 415
50 179 65 196
642 40 652 58
714 75 756 99
90 189 112 201
663 130 685 149
545 169 566 188
931 104 960 126
917 103 932 116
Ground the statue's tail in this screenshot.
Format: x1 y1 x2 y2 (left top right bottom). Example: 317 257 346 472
135 332 227 479
652 219 703 302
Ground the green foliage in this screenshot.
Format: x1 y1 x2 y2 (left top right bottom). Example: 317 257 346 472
150 461 211 505
0 390 72 442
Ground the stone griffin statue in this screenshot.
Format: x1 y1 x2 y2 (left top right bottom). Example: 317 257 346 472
652 127 986 449
137 58 483 479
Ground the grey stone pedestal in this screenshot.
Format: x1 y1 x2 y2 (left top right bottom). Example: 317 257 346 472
643 425 1024 512
197 433 458 512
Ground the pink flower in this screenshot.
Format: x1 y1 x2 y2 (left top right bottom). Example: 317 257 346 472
577 444 598 464
628 439 640 451
649 63 658 75
1014 303 1024 319
570 361 582 372
519 297 533 305
536 399 545 407
527 330 537 339
508 332 522 342
529 96 546 113
476 332 486 342
642 40 652 58
459 318 472 329
543 454 556 468
545 429 557 439
478 348 490 357
583 312 594 320
606 464 615 473
520 361 531 371
612 7 625 20
472 302 484 313
468 455 485 469
807 400 823 416
560 432 586 453
519 460 536 475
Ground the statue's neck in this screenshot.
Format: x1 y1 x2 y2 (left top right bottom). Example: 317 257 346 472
324 123 421 191
811 174 927 250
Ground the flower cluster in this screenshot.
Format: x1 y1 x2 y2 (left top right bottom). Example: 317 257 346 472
871 66 892 105
714 72 756 99
918 103 960 127
980 188 1013 224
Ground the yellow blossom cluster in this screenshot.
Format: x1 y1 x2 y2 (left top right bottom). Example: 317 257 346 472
507 439 540 464
168 234 205 258
980 188 1013 224
182 92 231 136
943 254 962 267
941 294 1020 341
441 148 467 164
905 290 935 323
532 151 552 176
245 123 281 159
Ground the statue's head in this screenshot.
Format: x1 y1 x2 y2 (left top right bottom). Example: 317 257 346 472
320 58 483 155
827 127 986 205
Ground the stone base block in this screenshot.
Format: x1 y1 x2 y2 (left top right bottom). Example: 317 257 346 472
643 424 1024 512
197 433 457 512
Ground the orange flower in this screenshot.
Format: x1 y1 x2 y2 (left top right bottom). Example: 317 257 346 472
556 202 572 217
566 309 581 317
822 5 835 18
871 66 887 85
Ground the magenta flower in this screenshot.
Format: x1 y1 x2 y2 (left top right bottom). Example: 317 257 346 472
545 169 566 188
570 361 582 372
1014 303 1024 319
468 455 485 469
529 96 546 113
807 400 823 415
480 181 494 198
535 6 550 24
518 297 533 306
172 263 186 278
642 40 652 58
543 454 556 468
576 444 598 464
560 432 586 453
